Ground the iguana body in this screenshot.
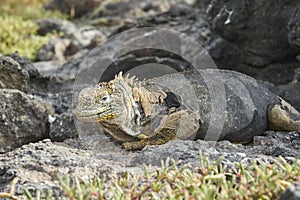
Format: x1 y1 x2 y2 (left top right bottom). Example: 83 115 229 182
76 70 300 150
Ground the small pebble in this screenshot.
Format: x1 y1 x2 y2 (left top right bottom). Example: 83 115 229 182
42 138 51 143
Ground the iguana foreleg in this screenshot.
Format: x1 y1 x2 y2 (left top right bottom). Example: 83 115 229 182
122 109 202 150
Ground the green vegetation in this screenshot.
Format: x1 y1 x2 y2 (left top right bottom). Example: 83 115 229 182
0 15 51 61
0 0 67 60
1 154 300 199
0 0 66 20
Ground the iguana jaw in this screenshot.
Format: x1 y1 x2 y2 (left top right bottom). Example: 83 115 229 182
76 105 115 122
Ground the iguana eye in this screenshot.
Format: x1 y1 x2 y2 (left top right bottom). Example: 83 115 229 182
99 95 111 104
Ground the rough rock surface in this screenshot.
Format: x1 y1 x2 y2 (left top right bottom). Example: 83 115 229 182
0 56 29 92
49 113 77 141
0 89 54 152
288 7 300 49
196 0 300 67
9 54 50 94
36 18 77 36
279 67 300 110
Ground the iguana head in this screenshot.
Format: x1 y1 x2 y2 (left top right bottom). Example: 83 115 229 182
75 72 145 141
75 82 116 122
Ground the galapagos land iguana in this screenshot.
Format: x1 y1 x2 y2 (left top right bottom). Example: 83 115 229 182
76 70 300 150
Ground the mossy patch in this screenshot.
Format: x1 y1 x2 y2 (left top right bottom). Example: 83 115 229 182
0 0 67 60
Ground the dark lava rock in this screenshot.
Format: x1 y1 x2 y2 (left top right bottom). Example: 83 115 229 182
49 113 77 142
279 67 300 110
288 7 300 49
0 89 54 152
0 56 29 92
9 53 51 94
196 0 300 67
10 53 40 80
45 0 102 18
257 63 298 86
0 52 50 98
253 131 300 157
279 181 300 200
36 18 77 36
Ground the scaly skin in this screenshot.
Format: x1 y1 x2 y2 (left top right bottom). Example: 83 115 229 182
76 70 300 150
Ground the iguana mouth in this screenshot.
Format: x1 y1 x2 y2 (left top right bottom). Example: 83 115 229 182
76 107 115 122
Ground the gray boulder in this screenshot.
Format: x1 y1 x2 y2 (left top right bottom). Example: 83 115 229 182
0 56 29 92
0 89 54 152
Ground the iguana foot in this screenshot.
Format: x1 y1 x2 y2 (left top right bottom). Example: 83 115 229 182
268 98 300 133
122 140 148 151
122 129 177 150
